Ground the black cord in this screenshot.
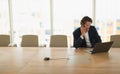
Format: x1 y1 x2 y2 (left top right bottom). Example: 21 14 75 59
44 57 69 61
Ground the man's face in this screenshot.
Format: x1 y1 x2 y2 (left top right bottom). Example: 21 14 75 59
84 21 91 31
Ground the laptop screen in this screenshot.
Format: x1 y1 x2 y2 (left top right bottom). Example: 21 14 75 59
91 41 113 54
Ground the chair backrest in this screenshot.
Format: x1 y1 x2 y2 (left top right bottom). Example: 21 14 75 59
21 35 39 47
0 35 10 46
110 35 120 48
50 35 68 47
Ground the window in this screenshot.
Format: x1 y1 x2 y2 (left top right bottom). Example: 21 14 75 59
53 0 93 46
12 0 50 46
11 0 93 47
96 0 120 42
0 0 10 34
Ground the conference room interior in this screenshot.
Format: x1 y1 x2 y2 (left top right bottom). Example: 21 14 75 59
1 0 120 47
0 0 120 74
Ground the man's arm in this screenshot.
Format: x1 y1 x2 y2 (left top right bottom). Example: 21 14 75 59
73 30 84 49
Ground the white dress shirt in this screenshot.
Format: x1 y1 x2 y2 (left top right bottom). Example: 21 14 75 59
84 31 92 47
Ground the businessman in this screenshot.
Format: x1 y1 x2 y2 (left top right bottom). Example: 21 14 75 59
73 16 102 49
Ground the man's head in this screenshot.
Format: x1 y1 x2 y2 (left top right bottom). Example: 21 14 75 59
80 16 92 31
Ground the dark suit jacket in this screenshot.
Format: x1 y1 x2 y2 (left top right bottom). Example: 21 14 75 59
73 26 101 48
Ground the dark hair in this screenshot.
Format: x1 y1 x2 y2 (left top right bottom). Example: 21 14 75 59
80 16 92 26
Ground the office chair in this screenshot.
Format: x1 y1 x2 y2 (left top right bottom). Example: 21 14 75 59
50 35 68 47
110 35 120 48
0 35 10 46
21 35 39 47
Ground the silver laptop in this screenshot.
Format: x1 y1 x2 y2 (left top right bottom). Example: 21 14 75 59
87 41 113 54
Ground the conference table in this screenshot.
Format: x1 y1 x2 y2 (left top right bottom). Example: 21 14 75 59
0 47 120 74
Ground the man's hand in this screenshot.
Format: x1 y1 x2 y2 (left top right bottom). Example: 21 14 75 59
80 27 86 37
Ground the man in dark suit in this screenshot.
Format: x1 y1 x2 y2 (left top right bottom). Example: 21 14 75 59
73 16 101 49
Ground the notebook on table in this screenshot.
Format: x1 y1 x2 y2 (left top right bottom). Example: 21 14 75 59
86 41 113 54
